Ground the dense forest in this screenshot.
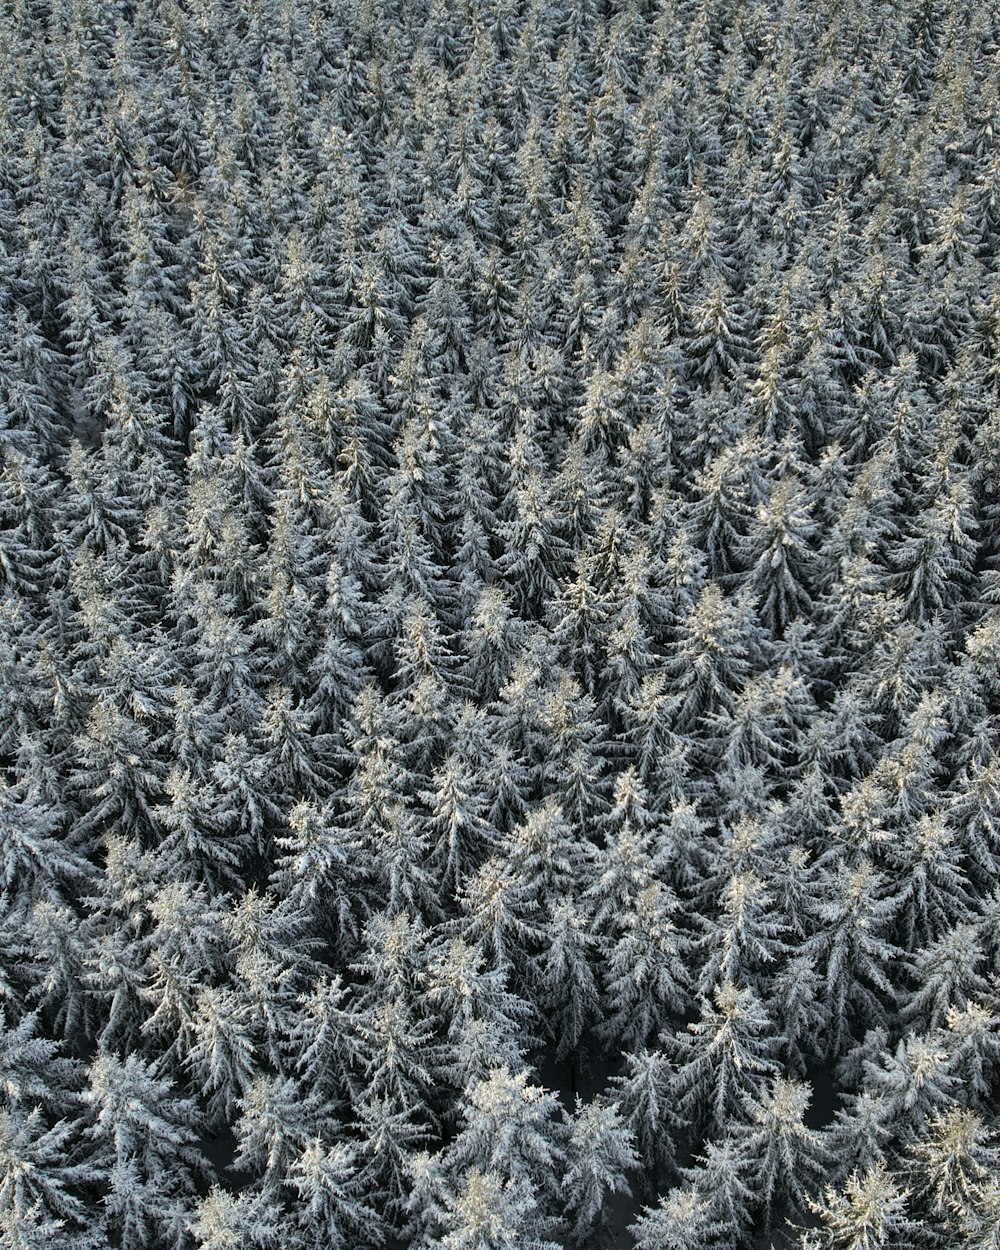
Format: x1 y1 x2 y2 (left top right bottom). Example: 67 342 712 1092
2 0 1000 1245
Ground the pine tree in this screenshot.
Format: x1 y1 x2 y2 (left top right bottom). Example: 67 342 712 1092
630 1186 724 1250
0 1102 91 1239
610 1044 678 1179
663 581 756 737
184 981 258 1130
805 1162 915 1250
561 1094 637 1245
188 1186 283 1250
419 746 495 899
734 1076 829 1230
270 800 366 956
287 1136 382 1250
83 1049 206 1249
440 1065 567 1225
805 858 902 1060
904 1108 1000 1244
428 1167 561 1250
600 877 689 1050
672 980 780 1139
743 469 818 635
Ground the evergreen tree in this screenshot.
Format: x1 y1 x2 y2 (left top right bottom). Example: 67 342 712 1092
804 1163 915 1250
83 1049 205 1249
2 2 1000 1243
562 1094 637 1245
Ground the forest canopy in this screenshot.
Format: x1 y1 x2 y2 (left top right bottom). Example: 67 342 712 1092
1 0 1000 1246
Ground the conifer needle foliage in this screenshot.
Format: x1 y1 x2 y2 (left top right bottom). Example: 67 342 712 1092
1 0 999 1246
